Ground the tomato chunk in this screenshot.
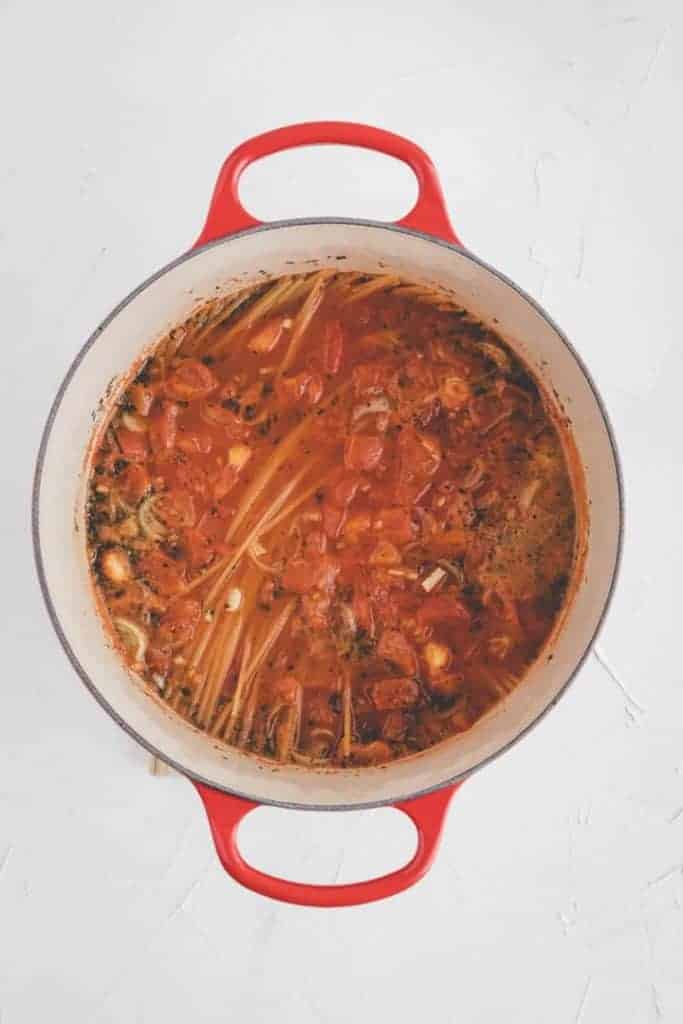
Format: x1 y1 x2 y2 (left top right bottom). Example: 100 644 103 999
373 507 415 545
156 598 201 648
377 629 418 675
155 490 196 529
173 462 210 501
199 400 249 438
301 590 332 631
137 549 186 596
176 428 213 455
248 316 290 354
352 361 397 395
398 426 441 480
116 428 148 462
149 402 180 453
344 435 384 472
183 528 215 570
275 371 324 407
329 473 362 508
210 464 239 502
352 591 375 638
304 529 327 556
117 463 150 503
322 501 347 540
322 321 344 374
165 359 218 401
147 646 172 676
282 556 340 595
370 677 420 710
128 383 155 416
416 593 471 627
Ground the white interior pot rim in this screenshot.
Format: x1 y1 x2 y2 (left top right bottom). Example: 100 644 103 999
32 217 625 810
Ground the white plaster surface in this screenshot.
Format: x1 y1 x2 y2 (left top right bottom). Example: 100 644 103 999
2 0 682 1020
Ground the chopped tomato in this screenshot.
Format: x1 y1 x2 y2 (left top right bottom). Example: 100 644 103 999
373 507 415 545
322 321 344 374
147 646 172 676
344 434 384 472
173 462 210 501
352 361 398 395
352 590 375 638
398 426 441 480
117 463 150 503
304 691 338 730
440 376 472 411
343 511 373 545
347 740 393 765
377 629 418 675
329 473 362 507
308 403 348 445
370 677 420 710
282 555 340 595
128 383 155 416
366 576 400 628
416 593 471 627
199 400 249 438
322 501 347 540
210 464 238 501
304 529 327 556
156 598 201 648
369 540 401 566
116 428 148 463
517 598 550 641
301 590 332 631
165 359 218 401
381 710 408 742
403 352 435 388
427 340 472 374
270 675 301 704
275 371 324 407
426 673 464 702
183 528 215 570
176 428 213 455
155 490 196 529
197 502 234 544
137 549 186 596
149 402 180 453
248 316 289 354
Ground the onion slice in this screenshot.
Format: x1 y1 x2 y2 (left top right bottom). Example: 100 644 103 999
114 617 148 663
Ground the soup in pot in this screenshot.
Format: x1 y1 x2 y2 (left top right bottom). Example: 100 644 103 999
87 270 581 766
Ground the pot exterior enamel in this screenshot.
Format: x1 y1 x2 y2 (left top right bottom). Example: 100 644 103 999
33 219 622 810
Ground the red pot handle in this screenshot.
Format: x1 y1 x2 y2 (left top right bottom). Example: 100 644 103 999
194 781 461 907
194 121 460 248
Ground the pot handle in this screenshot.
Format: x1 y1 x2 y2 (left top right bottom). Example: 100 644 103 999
193 781 460 907
194 121 460 247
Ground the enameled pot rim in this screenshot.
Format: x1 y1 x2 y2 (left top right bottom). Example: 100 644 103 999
32 216 625 811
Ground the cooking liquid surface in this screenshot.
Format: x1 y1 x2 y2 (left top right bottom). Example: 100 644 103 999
87 271 578 767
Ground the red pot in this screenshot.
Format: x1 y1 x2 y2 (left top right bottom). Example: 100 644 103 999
33 122 623 907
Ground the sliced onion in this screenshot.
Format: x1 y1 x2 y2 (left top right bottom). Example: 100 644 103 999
351 395 391 424
479 342 511 373
114 617 148 663
519 477 542 512
121 411 148 433
138 496 167 540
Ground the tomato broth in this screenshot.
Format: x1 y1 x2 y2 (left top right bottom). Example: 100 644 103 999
87 271 578 767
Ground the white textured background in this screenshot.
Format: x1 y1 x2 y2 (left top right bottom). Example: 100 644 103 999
2 0 682 1020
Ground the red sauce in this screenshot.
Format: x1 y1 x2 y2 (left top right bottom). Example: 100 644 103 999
88 271 578 766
